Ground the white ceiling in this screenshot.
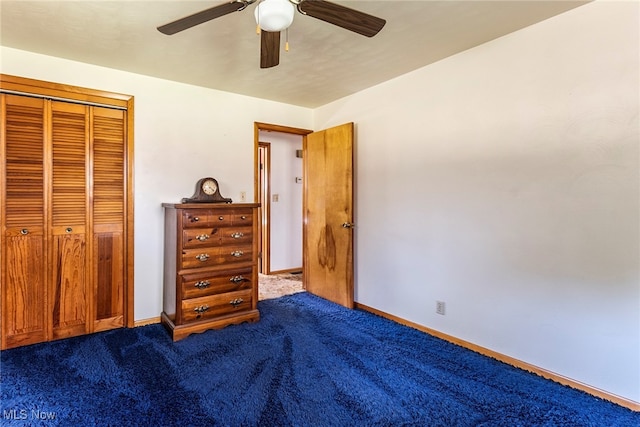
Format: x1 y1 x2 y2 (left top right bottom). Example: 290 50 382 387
0 0 588 108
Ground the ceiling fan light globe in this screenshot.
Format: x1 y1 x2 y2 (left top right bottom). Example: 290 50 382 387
254 0 294 32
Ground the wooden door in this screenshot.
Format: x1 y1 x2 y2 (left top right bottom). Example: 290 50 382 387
303 123 354 308
258 143 270 274
1 94 48 348
91 106 126 331
50 101 89 339
1 75 133 349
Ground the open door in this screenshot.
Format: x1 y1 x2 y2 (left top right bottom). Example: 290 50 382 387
303 123 354 308
258 142 270 274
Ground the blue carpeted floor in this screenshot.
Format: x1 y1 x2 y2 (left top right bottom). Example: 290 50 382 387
1 292 638 426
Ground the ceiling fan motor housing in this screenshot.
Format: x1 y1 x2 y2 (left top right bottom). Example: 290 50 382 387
255 0 295 32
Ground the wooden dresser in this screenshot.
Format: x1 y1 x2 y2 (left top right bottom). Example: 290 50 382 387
161 203 260 341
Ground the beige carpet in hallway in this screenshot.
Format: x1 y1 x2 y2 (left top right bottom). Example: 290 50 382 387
258 273 304 300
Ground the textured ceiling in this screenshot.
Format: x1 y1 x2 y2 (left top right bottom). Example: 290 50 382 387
0 0 589 108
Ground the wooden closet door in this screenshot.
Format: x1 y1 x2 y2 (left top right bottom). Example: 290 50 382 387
92 106 125 331
50 101 89 340
1 94 48 349
1 74 133 349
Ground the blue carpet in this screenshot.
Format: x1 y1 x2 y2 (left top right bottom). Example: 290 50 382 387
1 292 638 426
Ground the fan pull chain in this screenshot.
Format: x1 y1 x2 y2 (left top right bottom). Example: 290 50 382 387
285 28 289 52
256 1 261 34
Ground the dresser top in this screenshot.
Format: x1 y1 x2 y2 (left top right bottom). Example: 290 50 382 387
162 202 260 209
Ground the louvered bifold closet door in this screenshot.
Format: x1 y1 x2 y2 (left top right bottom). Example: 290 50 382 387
1 75 131 350
1 94 47 349
50 101 89 340
92 106 125 331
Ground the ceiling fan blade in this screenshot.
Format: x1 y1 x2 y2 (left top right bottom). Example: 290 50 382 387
297 0 386 37
158 1 248 35
260 31 280 69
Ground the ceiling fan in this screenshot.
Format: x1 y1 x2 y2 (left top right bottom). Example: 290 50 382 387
157 0 386 69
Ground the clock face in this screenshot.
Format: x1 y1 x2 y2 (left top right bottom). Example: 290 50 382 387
201 179 218 196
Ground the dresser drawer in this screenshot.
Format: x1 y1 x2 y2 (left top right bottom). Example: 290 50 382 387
181 268 253 299
229 211 253 226
181 245 254 269
219 226 253 245
182 210 230 228
183 227 219 248
183 226 253 248
182 209 253 229
181 289 253 323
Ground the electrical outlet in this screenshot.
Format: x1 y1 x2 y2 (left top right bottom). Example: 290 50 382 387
240 191 246 202
436 301 446 315
272 194 279 202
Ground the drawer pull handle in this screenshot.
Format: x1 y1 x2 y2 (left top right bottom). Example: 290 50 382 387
194 304 210 318
231 232 244 239
195 253 210 262
219 216 224 221
230 298 244 307
231 250 244 257
240 216 247 220
191 216 200 222
65 227 73 233
20 228 29 235
194 280 210 289
195 234 210 241
229 275 247 283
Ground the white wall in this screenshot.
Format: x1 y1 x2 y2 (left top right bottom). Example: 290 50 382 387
259 131 303 272
314 1 639 403
0 47 313 324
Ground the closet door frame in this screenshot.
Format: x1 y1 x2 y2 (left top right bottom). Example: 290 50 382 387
1 73 135 330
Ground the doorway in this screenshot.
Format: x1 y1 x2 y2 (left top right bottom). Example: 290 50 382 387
254 122 355 308
256 128 306 275
254 123 312 281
